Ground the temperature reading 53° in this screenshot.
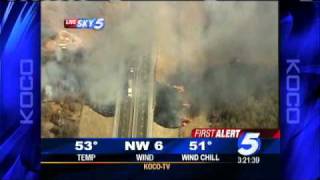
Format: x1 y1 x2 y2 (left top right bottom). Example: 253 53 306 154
189 140 212 151
75 140 98 151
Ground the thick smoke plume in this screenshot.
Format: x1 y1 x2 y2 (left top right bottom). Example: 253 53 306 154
42 1 278 127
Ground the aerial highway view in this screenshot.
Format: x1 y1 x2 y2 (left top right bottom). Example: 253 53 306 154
41 1 278 138
114 53 156 137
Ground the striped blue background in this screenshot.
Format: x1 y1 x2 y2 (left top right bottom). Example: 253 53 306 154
0 2 40 180
281 2 320 180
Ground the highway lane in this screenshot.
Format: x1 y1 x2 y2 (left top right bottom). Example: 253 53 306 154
113 51 156 137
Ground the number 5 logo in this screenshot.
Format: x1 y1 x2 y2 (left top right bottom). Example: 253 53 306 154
237 132 261 156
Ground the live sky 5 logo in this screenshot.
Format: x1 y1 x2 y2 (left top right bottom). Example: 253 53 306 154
64 18 105 30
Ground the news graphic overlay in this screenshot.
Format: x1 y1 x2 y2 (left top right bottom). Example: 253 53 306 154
41 129 280 179
41 1 279 179
64 18 105 30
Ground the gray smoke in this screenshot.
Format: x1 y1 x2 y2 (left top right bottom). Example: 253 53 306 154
41 2 278 123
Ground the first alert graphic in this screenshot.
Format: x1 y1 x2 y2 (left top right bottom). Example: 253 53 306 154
192 128 241 138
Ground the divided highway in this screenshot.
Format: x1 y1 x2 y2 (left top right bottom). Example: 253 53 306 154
113 52 156 138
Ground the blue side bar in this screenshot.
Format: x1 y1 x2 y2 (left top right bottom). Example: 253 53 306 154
280 2 320 180
0 2 40 180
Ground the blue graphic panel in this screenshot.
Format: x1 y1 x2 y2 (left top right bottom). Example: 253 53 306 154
0 2 40 180
42 138 279 155
280 2 320 180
